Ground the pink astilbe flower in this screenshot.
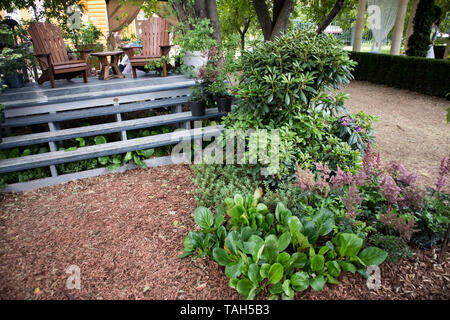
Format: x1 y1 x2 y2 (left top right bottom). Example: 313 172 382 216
434 155 450 192
330 167 354 189
362 141 381 177
314 162 331 180
379 174 402 204
386 161 417 186
295 165 330 196
341 184 363 219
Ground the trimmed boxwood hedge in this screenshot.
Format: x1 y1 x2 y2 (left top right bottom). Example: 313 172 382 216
349 51 450 99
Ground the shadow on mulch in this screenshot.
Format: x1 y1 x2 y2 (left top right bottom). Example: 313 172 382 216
0 164 448 300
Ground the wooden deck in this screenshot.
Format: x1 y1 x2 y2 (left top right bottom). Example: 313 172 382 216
0 73 195 108
0 73 226 191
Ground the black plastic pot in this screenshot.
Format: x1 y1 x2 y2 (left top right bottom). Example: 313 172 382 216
190 100 206 117
5 73 24 88
217 96 233 113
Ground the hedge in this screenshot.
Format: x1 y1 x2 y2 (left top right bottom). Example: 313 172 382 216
349 51 450 99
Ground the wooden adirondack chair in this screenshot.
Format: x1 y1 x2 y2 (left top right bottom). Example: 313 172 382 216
121 18 172 78
28 22 91 88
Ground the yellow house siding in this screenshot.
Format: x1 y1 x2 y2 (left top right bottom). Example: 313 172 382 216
85 0 109 40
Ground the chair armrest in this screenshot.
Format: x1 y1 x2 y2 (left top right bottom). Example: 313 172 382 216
76 49 93 53
120 45 142 50
77 49 93 62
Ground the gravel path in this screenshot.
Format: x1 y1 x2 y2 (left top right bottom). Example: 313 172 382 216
342 81 449 190
0 81 449 300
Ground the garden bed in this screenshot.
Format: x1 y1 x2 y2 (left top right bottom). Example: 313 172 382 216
0 164 448 300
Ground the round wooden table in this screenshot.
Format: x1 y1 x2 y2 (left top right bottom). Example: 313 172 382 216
91 51 125 81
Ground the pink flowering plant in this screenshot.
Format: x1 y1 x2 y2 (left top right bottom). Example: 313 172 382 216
269 142 449 250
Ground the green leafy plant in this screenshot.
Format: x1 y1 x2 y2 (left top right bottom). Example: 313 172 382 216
189 84 207 102
192 164 260 208
173 17 217 54
234 29 355 122
369 234 414 263
63 21 104 49
180 189 387 300
0 47 29 76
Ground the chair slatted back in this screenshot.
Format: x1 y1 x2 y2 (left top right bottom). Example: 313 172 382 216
141 18 170 58
29 22 69 66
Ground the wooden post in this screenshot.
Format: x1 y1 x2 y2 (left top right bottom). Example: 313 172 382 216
353 0 366 52
390 0 409 55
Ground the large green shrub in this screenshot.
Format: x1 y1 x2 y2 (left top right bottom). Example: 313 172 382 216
219 30 371 182
236 29 355 122
350 51 450 99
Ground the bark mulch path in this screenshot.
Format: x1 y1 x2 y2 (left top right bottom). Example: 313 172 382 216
0 165 237 300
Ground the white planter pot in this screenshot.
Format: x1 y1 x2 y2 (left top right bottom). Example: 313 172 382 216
183 50 208 70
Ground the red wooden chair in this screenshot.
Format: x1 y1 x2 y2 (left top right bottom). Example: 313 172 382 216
28 22 91 88
121 17 172 78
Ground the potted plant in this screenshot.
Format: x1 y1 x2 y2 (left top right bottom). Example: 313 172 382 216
0 47 27 88
207 78 233 113
189 84 206 116
173 18 217 71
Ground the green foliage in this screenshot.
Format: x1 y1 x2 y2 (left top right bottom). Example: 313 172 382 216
192 164 261 208
189 84 207 102
217 0 257 49
63 21 104 49
235 29 355 122
0 47 29 76
350 51 450 99
173 17 217 53
369 234 414 263
406 0 440 57
180 189 387 300
0 0 85 22
0 24 15 47
0 145 50 184
299 0 359 31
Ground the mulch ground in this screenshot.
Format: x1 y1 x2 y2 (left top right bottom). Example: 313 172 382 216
1 164 449 300
0 81 449 300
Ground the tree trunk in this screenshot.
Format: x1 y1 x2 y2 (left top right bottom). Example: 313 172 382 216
390 0 409 55
206 0 221 43
269 0 294 40
404 0 419 52
252 0 273 40
253 0 295 41
238 19 251 50
352 0 366 52
316 0 345 34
